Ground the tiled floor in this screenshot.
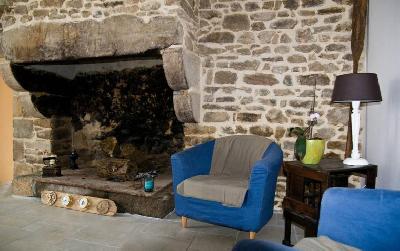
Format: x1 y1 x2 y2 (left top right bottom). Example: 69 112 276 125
0 184 304 251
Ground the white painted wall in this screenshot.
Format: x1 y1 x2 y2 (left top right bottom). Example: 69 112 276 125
366 0 400 190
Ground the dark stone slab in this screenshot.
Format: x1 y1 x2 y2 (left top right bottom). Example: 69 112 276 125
34 168 174 218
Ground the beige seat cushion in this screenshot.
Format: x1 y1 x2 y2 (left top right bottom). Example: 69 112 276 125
294 236 361 251
177 175 248 207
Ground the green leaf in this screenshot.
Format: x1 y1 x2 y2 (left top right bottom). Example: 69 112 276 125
289 127 305 137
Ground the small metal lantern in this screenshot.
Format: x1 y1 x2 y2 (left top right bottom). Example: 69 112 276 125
42 155 62 177
69 149 79 170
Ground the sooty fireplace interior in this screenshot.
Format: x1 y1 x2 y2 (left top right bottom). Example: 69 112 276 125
12 51 185 217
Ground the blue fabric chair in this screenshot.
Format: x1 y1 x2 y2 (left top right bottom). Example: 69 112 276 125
171 139 283 238
233 187 400 251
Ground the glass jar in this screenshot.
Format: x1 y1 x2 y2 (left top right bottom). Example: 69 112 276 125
144 175 154 192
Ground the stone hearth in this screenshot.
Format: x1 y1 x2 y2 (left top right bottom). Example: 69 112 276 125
34 168 174 218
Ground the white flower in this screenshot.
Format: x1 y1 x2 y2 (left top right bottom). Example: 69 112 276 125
309 112 320 121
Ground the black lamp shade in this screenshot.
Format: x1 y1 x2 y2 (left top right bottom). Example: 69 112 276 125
331 73 382 103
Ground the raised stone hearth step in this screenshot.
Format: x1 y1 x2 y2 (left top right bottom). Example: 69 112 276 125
34 168 174 218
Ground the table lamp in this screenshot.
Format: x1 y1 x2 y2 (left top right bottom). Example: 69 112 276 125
331 73 382 165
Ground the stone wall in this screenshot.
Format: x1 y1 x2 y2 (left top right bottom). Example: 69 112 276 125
12 90 72 195
0 0 201 195
183 0 357 209
1 0 362 209
1 0 183 30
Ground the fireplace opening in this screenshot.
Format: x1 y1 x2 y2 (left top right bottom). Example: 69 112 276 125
12 52 185 182
11 52 184 215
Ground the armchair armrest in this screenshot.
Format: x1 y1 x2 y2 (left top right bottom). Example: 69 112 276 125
171 140 215 191
246 143 283 227
318 187 400 251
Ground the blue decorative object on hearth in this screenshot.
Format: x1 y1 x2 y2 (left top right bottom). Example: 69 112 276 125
232 187 400 251
171 136 283 236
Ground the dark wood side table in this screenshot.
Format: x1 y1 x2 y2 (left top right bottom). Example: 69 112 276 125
282 158 377 246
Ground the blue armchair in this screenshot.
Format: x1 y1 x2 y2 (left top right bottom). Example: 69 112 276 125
233 187 400 251
171 138 283 239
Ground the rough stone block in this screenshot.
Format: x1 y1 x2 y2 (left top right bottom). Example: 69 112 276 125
12 176 35 196
287 54 307 63
270 19 298 29
317 7 345 15
214 71 237 85
250 126 274 137
0 61 26 91
13 119 34 138
14 162 41 177
184 124 216 135
298 74 330 86
162 46 187 91
13 140 25 161
267 109 289 123
243 73 278 86
173 91 199 123
203 112 230 122
236 113 261 122
25 139 52 153
327 108 349 125
222 14 250 31
33 118 52 128
183 49 201 90
40 0 65 7
301 0 324 7
2 15 182 62
14 93 45 118
289 100 313 108
199 32 235 43
250 12 275 21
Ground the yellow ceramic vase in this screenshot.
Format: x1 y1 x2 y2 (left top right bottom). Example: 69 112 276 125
301 139 325 165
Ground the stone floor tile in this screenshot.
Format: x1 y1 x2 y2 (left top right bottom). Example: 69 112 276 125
1 231 67 251
274 212 285 226
0 225 31 246
69 222 146 248
22 220 83 237
140 220 197 242
184 219 238 237
188 233 236 251
120 232 191 251
57 238 120 251
0 214 39 228
236 225 292 244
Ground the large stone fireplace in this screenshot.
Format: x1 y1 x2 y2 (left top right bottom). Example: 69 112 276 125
0 0 202 217
1 0 357 212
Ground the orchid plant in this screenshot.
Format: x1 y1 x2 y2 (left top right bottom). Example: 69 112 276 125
289 79 321 140
288 79 321 160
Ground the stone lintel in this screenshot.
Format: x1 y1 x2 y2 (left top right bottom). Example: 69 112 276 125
2 15 183 63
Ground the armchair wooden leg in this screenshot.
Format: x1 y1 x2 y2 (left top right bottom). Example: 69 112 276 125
249 232 256 239
181 216 188 228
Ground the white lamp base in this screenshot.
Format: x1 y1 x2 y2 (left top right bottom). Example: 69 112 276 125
343 157 369 166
